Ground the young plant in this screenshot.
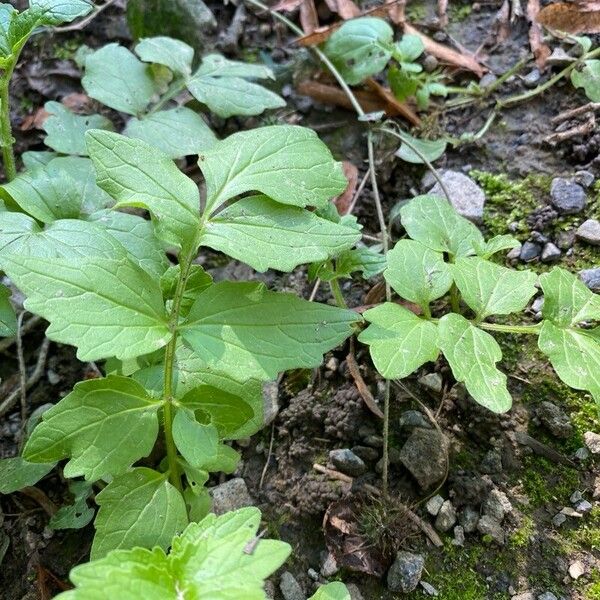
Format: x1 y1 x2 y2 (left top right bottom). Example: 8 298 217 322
0 124 361 557
358 195 600 412
57 507 351 600
0 0 94 180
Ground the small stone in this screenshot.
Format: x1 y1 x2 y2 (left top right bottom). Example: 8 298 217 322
520 241 542 262
507 245 522 260
513 593 535 600
263 381 280 426
435 500 457 532
420 581 439 596
570 490 583 504
584 431 600 454
320 552 338 577
477 515 505 544
537 401 574 439
279 571 305 600
387 551 425 593
552 513 567 527
531 296 545 314
346 584 365 600
541 242 561 262
480 73 498 88
556 229 576 250
574 447 590 461
209 478 253 515
460 506 480 533
265 581 276 599
307 568 319 581
423 55 438 72
523 68 541 87
483 489 512 522
574 170 594 188
531 231 549 244
537 593 558 600
418 373 443 394
593 477 600 499
351 445 379 462
426 495 445 516
547 47 575 66
576 500 593 513
550 178 586 214
576 219 600 245
46 369 61 385
400 429 449 489
580 268 600 293
363 434 384 448
568 560 585 580
427 170 486 223
325 356 339 371
452 525 465 547
480 449 503 474
399 410 432 430
329 449 366 477
560 506 583 518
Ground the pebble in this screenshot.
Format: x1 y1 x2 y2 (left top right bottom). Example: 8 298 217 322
576 219 600 245
387 551 425 593
575 170 594 188
427 170 486 223
556 229 576 249
541 242 561 262
570 490 583 504
523 69 541 88
584 431 600 454
552 513 567 527
580 268 600 293
418 373 443 394
480 73 498 88
568 560 585 580
452 525 465 547
423 55 438 72
576 500 593 513
550 177 586 214
513 593 535 600
420 581 439 596
263 381 280 426
536 401 574 439
209 478 253 515
307 568 319 581
460 506 480 533
320 552 338 577
279 572 305 600
537 593 558 600
520 241 542 262
477 515 505 544
560 506 583 518
329 449 367 477
425 494 445 516
483 489 512 522
593 476 600 500
574 447 590 461
399 409 432 430
400 429 449 489
435 500 457 532
507 246 522 260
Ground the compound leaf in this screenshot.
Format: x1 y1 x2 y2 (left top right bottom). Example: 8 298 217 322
23 376 163 481
359 302 438 379
438 313 511 413
0 282 16 336
0 457 55 494
135 36 194 76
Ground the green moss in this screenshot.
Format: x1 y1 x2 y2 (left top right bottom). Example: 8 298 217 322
509 515 534 548
566 506 600 551
448 2 472 21
52 38 80 60
406 1 428 22
517 456 580 507
585 576 600 600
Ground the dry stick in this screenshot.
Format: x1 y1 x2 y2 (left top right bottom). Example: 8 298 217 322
52 0 118 32
551 102 600 124
15 311 27 424
346 342 384 419
258 422 276 490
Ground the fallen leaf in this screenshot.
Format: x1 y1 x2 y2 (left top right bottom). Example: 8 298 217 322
273 0 305 9
299 0 319 34
527 0 551 69
333 161 359 215
365 78 420 125
61 92 93 113
537 1 600 34
324 0 360 19
20 108 50 131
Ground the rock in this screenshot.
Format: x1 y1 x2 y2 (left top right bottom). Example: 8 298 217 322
560 506 583 518
568 560 585 580
351 445 379 462
329 449 366 477
423 55 438 72
513 593 535 600
537 401 573 439
307 568 319 581
399 410 432 430
363 434 384 448
460 506 480 533
279 572 305 600
507 246 522 260
574 447 590 461
418 373 443 394
547 47 574 65
420 581 439 596
584 431 600 454
552 513 566 527
576 219 600 245
550 178 586 214
435 500 457 532
427 171 486 223
426 494 444 516
575 170 595 188
570 490 583 504
580 268 600 293
452 525 465 547
556 229 576 249
400 429 449 489
483 489 512 522
477 515 505 544
537 593 558 600
346 584 365 600
387 551 425 593
523 69 541 87
210 478 253 515
520 241 542 262
576 500 593 513
541 242 561 262
320 552 338 577
480 449 503 474
480 73 497 88
263 381 280 426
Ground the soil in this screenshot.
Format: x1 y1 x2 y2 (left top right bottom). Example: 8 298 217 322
0 1 599 599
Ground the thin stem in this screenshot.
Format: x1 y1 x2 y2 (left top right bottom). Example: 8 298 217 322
329 277 347 309
449 284 460 313
146 79 187 117
0 74 16 181
476 322 542 335
382 377 390 497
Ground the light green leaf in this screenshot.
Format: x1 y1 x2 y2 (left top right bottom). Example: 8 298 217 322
389 64 419 102
86 130 200 250
324 17 393 85
49 480 94 530
310 582 351 600
22 150 57 169
200 125 347 215
395 131 446 164
358 302 439 379
0 457 55 494
173 408 219 468
202 194 361 272
400 194 484 257
0 8 40 59
571 59 600 102
194 54 275 79
123 107 216 159
395 34 424 62
438 313 511 413
336 245 386 279
385 239 453 310
24 376 162 480
161 264 212 316
1 252 170 361
179 281 358 381
82 44 159 115
135 36 194 76
0 5 16 57
452 257 538 319
201 443 240 474
92 467 188 559
474 234 520 258
42 101 114 156
30 0 93 25
0 283 16 336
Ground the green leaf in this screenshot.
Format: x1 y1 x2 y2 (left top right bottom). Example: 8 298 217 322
452 257 538 319
1 252 170 361
187 54 284 118
389 64 419 102
202 194 361 272
571 59 600 102
385 240 453 310
82 44 160 116
30 0 93 25
161 264 212 316
336 245 386 279
24 376 162 480
474 234 520 258
200 125 347 215
310 582 351 600
22 150 57 169
173 408 219 468
179 281 358 381
395 34 424 62
135 36 194 76
49 480 94 530
359 302 439 379
438 313 511 413
0 457 55 494
0 282 16 336
86 130 200 250
42 101 114 156
395 131 446 164
399 194 484 257
123 107 216 159
92 467 188 559
324 17 393 85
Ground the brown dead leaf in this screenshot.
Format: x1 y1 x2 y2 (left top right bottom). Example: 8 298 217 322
61 92 93 113
299 0 319 34
20 107 49 131
272 0 305 10
537 1 600 34
333 161 359 215
365 78 420 125
324 0 360 19
527 0 551 70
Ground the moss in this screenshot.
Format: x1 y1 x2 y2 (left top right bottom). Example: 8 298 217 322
517 456 580 507
585 576 600 600
448 2 472 21
52 38 80 60
406 1 428 22
509 515 534 548
566 506 600 551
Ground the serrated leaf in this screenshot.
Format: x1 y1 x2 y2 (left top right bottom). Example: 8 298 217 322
310 582 351 600
124 107 216 159
24 376 162 480
324 17 393 85
161 264 212 316
474 234 520 258
49 480 94 530
179 281 358 381
0 282 16 336
82 44 159 116
385 240 453 310
395 131 446 164
1 252 170 361
173 408 219 468
452 257 538 319
200 125 347 215
571 59 600 102
438 313 511 413
400 195 484 257
135 36 194 76
92 468 188 559
202 194 361 272
30 0 93 25
358 302 439 379
0 457 55 494
86 130 200 250
42 101 114 156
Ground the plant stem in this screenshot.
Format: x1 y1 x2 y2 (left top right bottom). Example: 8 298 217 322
146 79 187 117
0 73 17 181
449 284 460 313
329 277 347 309
477 321 542 335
